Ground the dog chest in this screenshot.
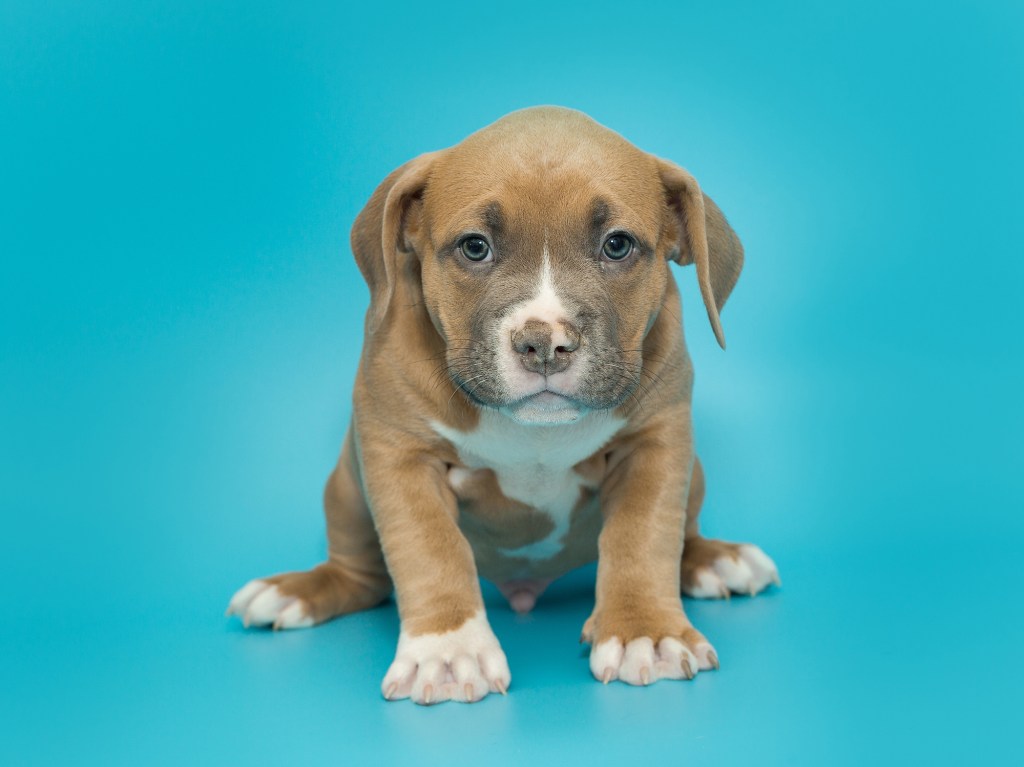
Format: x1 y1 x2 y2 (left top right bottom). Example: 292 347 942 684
432 409 624 559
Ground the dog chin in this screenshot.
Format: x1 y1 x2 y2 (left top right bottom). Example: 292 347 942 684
499 391 587 426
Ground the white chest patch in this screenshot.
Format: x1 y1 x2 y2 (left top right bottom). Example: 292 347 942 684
433 409 624 560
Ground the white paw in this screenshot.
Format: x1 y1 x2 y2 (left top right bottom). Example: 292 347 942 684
589 635 718 685
226 579 314 629
381 610 511 704
684 544 780 598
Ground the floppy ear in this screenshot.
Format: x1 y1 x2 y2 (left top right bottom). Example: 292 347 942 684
350 152 439 332
657 159 744 349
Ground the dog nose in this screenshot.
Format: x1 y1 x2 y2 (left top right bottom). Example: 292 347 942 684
512 319 581 375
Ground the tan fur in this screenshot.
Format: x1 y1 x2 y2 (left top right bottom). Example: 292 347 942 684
231 107 775 695
462 482 604 584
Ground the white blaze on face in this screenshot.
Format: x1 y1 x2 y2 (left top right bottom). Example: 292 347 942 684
528 243 570 335
495 235 586 421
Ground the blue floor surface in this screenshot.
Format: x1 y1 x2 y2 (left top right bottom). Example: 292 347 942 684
2 2 1022 765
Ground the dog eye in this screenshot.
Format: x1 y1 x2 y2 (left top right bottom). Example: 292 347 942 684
602 233 634 261
459 236 492 263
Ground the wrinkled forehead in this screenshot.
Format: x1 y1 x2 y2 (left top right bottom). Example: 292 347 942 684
422 131 665 249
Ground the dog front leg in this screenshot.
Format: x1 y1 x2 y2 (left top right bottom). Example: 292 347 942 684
360 443 510 705
584 416 719 685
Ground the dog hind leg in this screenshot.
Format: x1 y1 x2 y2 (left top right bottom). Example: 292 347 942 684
679 458 780 599
227 427 392 628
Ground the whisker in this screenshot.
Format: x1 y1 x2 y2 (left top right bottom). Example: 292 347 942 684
446 374 487 411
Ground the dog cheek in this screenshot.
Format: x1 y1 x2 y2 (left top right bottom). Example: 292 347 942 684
416 258 446 333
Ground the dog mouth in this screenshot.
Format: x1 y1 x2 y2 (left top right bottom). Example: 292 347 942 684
522 390 573 407
446 341 641 419
499 390 586 426
454 375 591 425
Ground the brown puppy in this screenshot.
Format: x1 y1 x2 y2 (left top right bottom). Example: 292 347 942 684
227 106 779 704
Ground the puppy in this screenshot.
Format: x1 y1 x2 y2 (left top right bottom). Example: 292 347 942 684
227 106 779 704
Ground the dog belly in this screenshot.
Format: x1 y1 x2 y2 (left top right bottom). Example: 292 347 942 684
457 492 603 584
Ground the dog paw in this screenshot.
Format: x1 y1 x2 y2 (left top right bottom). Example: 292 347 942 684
681 540 780 599
381 611 511 704
589 629 718 686
225 578 314 629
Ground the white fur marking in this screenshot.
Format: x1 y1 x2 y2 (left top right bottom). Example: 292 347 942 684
495 235 584 403
274 600 315 629
226 580 314 629
589 636 624 682
590 635 712 685
739 544 781 589
681 544 780 598
381 610 510 704
686 568 729 599
434 409 623 561
713 556 755 588
227 579 271 616
531 239 568 341
446 466 474 493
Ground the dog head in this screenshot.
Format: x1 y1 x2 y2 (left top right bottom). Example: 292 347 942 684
352 107 743 425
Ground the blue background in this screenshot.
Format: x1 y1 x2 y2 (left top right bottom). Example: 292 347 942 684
2 1 1022 764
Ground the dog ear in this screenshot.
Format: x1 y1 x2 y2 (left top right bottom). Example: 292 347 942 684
351 152 439 332
657 159 744 349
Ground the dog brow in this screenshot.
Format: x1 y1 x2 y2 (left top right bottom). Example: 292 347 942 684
590 199 610 232
484 202 505 234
